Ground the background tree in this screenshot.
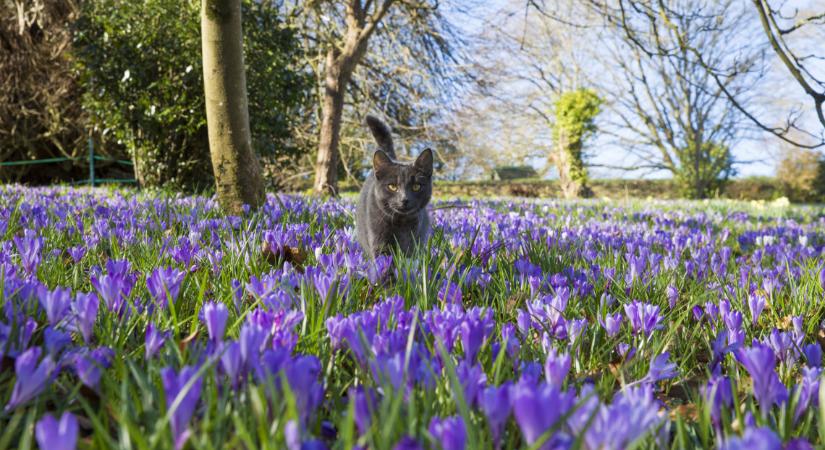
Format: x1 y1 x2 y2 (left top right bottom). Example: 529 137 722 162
752 0 824 133
587 0 756 198
580 0 825 149
201 0 264 212
552 89 602 198
306 1 395 195
451 1 599 180
296 0 460 195
75 0 311 190
776 145 825 202
0 0 88 183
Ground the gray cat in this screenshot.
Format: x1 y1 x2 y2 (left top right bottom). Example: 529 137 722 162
356 115 433 257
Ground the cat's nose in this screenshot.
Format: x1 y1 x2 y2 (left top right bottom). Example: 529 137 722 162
401 199 410 208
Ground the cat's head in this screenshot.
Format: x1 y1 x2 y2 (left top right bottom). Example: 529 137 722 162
372 149 433 216
366 116 433 216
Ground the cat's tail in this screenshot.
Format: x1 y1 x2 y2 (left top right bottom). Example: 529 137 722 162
365 115 396 159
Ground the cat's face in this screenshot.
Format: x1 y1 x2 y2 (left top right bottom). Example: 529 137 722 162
373 149 433 216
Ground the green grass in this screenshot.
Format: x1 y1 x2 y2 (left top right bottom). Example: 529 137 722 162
1 186 824 449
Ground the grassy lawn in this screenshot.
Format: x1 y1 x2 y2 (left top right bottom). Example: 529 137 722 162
1 185 823 449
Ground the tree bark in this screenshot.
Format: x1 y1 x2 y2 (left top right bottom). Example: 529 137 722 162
313 48 349 195
201 0 264 213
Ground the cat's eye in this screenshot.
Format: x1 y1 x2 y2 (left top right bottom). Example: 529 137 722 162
411 183 421 192
387 184 398 192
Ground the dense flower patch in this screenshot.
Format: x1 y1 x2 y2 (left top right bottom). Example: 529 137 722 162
1 186 824 449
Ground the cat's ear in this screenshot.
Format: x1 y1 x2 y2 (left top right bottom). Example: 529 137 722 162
414 148 433 176
373 150 393 176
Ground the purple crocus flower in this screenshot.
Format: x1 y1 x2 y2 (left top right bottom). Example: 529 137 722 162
307 266 337 302
704 302 719 323
500 323 520 359
239 321 268 366
366 255 392 285
793 367 822 423
171 237 199 271
719 426 781 450
146 267 186 306
438 281 462 306
231 279 244 314
479 382 511 446
786 438 814 450
73 347 114 388
582 385 665 450
13 230 43 275
735 343 788 411
35 412 78 450
5 347 57 411
624 251 647 285
145 323 166 360
567 318 587 346
284 356 325 425
766 329 798 366
666 285 679 309
600 312 623 338
428 416 467 450
747 294 766 326
106 259 133 277
718 300 731 320
702 375 733 422
758 268 777 294
723 311 745 349
511 379 575 445
284 419 301 450
518 361 544 385
803 343 822 367
199 248 223 275
67 246 86 263
40 287 72 327
455 361 486 407
516 309 532 336
91 272 133 316
299 440 328 450
393 436 424 450
161 365 203 450
692 305 704 322
73 292 99 343
2 316 36 358
44 327 72 356
617 343 637 362
350 386 377 435
643 352 678 385
710 330 740 374
460 308 493 363
203 301 229 342
791 316 805 346
544 349 571 387
219 341 242 384
624 301 663 337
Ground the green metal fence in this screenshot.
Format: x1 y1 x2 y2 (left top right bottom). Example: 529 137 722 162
0 138 137 187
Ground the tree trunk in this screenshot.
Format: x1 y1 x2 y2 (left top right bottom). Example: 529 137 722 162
201 0 264 214
314 48 349 196
310 1 393 195
554 132 592 199
132 149 146 187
